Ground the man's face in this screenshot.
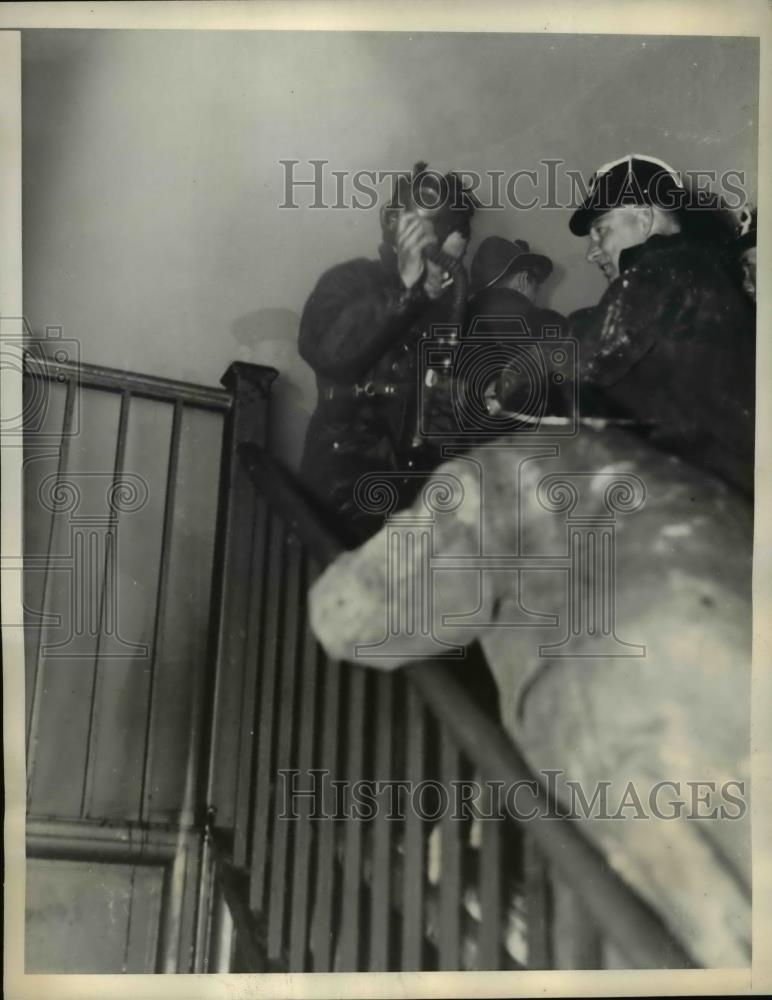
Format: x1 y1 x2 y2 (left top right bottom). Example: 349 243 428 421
586 207 649 282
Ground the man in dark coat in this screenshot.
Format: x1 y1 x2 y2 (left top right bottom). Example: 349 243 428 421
567 154 755 497
298 163 477 544
464 236 566 423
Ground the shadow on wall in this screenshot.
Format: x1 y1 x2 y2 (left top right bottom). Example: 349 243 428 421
230 307 316 470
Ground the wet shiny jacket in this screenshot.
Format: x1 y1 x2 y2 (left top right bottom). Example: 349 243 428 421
569 232 755 497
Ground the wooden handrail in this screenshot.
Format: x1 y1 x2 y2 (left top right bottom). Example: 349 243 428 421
23 349 232 412
237 442 694 970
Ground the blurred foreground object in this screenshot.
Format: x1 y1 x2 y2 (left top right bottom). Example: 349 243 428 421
310 427 751 967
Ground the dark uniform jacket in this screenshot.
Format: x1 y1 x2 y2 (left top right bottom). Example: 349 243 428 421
568 232 755 497
462 285 567 425
298 243 464 542
466 285 565 337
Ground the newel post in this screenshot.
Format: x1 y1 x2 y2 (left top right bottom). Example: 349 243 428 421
199 362 278 831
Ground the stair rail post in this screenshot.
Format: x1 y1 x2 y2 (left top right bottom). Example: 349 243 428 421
192 361 277 971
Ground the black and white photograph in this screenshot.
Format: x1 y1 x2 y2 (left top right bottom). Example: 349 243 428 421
2 2 770 996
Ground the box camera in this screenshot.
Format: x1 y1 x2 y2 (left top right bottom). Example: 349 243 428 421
1 319 80 446
417 315 578 440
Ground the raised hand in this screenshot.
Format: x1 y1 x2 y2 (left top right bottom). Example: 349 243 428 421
396 212 436 289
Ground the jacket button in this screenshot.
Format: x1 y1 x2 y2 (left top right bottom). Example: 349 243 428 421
392 362 399 371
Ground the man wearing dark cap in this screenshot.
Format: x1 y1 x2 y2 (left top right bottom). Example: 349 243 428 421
567 153 755 497
465 236 565 419
298 162 478 544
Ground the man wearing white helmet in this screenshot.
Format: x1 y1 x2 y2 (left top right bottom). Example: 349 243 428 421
568 154 755 498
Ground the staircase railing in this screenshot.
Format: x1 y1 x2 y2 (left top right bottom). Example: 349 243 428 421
199 362 694 972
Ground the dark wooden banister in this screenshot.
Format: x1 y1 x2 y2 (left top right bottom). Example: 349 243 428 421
24 348 233 412
238 440 694 970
